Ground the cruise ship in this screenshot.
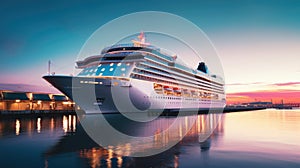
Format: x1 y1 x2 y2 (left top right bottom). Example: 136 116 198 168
43 32 226 113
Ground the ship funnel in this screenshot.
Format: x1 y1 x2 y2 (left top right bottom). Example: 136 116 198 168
197 62 207 73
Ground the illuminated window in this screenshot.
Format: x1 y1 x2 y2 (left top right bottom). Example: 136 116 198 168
98 64 102 67
126 63 130 66
117 63 122 66
101 68 105 72
109 68 114 71
89 69 94 72
94 69 97 72
121 68 126 71
99 73 103 76
110 63 114 66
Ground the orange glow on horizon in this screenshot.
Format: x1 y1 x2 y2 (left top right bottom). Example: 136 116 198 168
226 90 300 104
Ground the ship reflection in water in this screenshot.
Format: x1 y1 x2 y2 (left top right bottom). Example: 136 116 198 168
44 113 222 168
0 109 300 167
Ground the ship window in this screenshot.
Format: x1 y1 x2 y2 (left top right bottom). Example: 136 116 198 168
89 69 94 72
94 69 97 72
121 68 126 71
98 64 102 67
101 68 105 72
99 73 103 76
110 63 114 66
126 63 130 66
109 68 114 72
117 63 122 66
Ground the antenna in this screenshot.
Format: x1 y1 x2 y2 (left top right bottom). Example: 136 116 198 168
48 60 51 75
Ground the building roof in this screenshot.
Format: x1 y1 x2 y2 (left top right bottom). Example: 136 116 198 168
53 95 68 101
32 94 51 101
2 92 29 100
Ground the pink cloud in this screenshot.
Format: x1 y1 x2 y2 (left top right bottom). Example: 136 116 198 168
272 82 300 86
227 89 300 103
226 82 264 86
0 83 61 94
228 90 300 98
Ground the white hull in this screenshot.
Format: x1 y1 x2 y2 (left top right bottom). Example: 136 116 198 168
44 76 225 114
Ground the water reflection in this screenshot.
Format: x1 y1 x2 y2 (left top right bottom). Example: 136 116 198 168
44 113 223 167
37 117 41 133
0 114 77 137
81 113 221 156
63 115 77 134
50 117 54 132
15 119 20 135
0 109 299 168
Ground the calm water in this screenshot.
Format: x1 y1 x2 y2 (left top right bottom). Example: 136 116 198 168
0 109 299 168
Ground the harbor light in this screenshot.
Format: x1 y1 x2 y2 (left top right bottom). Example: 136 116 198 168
15 99 21 103
62 101 69 105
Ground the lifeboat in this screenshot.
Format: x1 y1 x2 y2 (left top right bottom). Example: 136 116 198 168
173 87 181 93
163 86 173 91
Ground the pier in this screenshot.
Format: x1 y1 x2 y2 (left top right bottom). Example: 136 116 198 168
271 103 300 109
0 84 78 115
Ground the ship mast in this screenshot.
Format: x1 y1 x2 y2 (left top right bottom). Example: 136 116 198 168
132 31 150 47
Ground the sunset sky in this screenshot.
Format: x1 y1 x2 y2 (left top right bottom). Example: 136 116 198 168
1 0 299 103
